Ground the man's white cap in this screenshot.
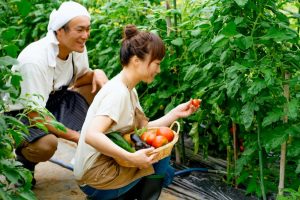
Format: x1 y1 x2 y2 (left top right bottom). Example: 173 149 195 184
47 1 90 31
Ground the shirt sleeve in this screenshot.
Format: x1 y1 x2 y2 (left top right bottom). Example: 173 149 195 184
95 91 128 123
16 63 51 109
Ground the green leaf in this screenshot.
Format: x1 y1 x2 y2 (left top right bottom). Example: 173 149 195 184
171 37 183 46
227 77 242 98
211 34 228 47
199 41 212 54
16 0 32 17
0 188 13 200
246 174 259 194
247 78 266 95
203 62 213 71
237 171 250 184
287 140 300 157
188 39 202 52
10 74 22 88
164 97 176 114
157 87 176 99
296 160 300 174
234 0 248 7
1 28 17 41
0 117 7 134
48 120 66 133
288 99 298 120
98 47 113 55
18 190 37 200
0 56 18 66
241 102 257 129
183 64 199 81
262 108 283 127
188 122 199 154
2 169 19 184
8 129 25 146
3 44 19 58
191 29 201 37
287 124 300 137
262 126 289 151
34 122 48 133
262 27 297 42
221 21 238 37
234 36 253 50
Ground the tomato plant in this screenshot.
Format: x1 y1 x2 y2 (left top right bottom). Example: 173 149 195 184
152 135 168 148
156 127 174 142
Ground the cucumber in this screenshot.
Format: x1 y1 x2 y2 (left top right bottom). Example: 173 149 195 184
107 132 136 153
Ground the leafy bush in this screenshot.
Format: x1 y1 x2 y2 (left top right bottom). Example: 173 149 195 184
0 56 36 200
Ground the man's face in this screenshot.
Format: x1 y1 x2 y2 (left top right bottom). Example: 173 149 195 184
57 16 90 56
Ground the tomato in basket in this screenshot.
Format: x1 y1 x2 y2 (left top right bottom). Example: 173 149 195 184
140 131 156 146
156 127 174 142
152 135 168 148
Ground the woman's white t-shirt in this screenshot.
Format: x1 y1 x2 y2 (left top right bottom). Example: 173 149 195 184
73 73 144 180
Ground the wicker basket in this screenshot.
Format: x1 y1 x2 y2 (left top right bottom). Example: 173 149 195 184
114 121 180 167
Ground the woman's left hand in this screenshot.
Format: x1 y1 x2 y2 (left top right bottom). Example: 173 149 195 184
172 99 200 118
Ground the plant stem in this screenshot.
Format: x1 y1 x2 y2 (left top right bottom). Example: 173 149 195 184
257 114 266 200
278 72 290 195
165 0 172 36
226 145 231 184
173 0 177 33
232 122 237 188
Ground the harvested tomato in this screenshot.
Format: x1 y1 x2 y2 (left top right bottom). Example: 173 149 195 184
140 131 156 145
156 127 174 142
152 135 168 148
192 99 201 108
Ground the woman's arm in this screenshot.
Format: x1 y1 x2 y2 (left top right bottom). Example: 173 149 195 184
148 99 198 127
85 115 158 168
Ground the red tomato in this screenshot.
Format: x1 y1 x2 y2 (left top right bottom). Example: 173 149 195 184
192 99 201 108
239 145 244 152
140 131 156 145
152 135 168 148
156 127 174 142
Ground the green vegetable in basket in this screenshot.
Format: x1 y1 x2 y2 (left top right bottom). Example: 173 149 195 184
107 132 136 153
134 127 148 136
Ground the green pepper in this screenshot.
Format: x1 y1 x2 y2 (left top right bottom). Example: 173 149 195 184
107 132 136 153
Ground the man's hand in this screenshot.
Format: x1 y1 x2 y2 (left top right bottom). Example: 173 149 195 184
92 69 108 93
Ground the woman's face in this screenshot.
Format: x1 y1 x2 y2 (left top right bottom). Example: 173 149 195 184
138 55 161 84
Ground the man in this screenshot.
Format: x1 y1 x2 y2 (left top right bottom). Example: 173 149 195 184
8 1 108 185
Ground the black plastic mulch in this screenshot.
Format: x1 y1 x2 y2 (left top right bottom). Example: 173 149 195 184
165 171 259 200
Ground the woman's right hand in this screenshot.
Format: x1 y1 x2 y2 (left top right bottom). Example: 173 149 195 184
128 147 159 169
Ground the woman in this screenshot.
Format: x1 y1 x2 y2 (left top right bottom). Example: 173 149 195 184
73 24 199 200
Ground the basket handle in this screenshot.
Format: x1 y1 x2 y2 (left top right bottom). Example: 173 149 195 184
169 121 180 135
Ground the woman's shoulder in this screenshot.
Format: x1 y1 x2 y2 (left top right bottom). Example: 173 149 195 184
103 74 126 90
